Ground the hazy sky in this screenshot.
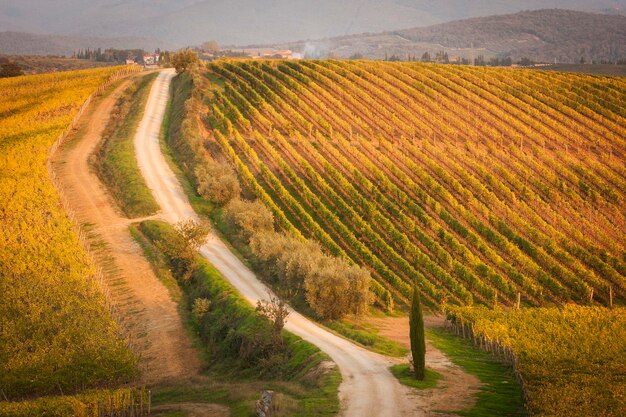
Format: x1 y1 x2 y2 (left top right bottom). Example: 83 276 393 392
1 0 624 45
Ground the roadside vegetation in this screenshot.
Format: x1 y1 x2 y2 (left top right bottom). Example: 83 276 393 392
93 72 159 217
427 327 526 416
0 68 137 408
132 219 341 416
390 365 441 389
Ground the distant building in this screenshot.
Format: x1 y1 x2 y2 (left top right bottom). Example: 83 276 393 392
143 54 159 66
125 58 136 65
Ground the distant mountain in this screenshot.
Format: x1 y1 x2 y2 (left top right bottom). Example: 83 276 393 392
0 0 624 46
271 9 626 64
0 32 172 56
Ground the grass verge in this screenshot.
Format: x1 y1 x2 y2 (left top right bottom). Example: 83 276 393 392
92 72 159 218
426 327 527 417
390 365 441 389
133 219 340 417
324 319 407 357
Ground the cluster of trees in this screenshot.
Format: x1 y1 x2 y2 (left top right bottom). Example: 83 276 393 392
221 198 372 320
74 48 174 65
0 57 23 78
379 50 532 67
74 47 143 63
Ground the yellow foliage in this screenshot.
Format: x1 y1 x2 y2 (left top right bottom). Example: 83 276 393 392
0 67 137 397
450 305 626 416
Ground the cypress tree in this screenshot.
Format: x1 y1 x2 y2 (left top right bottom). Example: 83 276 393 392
410 284 426 380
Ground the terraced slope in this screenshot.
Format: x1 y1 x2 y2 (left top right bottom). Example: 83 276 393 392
200 60 625 308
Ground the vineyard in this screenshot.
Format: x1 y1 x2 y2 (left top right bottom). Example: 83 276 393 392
0 68 137 398
447 305 626 416
196 60 625 309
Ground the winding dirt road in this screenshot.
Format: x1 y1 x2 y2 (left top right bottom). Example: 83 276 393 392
51 77 200 383
135 69 420 416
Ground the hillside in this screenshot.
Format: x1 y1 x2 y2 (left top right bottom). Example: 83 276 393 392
0 1 624 46
0 54 116 74
0 31 169 56
196 60 625 308
0 67 137 397
273 10 626 64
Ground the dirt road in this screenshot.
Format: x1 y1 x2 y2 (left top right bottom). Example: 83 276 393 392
135 69 421 416
367 316 482 416
51 77 200 383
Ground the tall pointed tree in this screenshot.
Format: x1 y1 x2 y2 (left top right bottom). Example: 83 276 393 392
410 284 426 380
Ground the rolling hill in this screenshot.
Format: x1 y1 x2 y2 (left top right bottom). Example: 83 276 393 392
271 9 626 63
0 31 170 56
0 67 137 398
191 60 625 308
0 0 624 46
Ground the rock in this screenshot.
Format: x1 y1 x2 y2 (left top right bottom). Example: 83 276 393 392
255 390 274 417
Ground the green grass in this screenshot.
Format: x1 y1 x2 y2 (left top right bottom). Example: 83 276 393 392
390 364 441 389
426 327 527 417
324 320 408 357
93 72 159 218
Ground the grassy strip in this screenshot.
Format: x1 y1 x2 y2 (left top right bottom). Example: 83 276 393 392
390 365 441 389
426 328 526 417
324 320 407 357
133 219 340 416
93 72 159 218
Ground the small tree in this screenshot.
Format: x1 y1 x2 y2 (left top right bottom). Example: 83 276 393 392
201 40 220 54
195 161 240 205
159 219 209 281
410 284 426 380
176 219 210 250
171 48 198 74
0 62 23 78
256 294 290 345
224 199 274 242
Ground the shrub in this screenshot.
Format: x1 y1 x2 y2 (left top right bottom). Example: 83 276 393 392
224 198 274 242
195 161 240 205
171 49 198 74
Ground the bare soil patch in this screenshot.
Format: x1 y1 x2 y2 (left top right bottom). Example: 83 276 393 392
367 315 482 416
